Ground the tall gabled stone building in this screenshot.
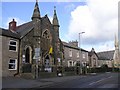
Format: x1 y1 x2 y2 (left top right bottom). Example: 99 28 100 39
1 1 63 77
88 48 98 68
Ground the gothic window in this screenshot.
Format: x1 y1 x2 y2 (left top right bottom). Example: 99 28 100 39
42 30 50 39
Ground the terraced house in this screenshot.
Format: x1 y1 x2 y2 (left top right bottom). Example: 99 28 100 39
63 41 89 67
1 1 64 78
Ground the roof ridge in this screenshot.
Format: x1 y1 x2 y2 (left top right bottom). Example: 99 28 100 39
97 50 115 53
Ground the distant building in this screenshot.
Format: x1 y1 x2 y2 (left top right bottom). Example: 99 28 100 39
62 41 89 67
88 48 98 68
97 50 114 67
97 34 119 68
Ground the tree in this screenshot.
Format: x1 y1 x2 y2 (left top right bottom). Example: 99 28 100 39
101 64 108 72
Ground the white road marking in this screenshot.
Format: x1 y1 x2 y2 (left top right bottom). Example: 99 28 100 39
89 76 113 85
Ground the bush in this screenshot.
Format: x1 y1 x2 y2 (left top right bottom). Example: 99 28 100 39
64 72 76 76
64 67 75 72
87 67 120 73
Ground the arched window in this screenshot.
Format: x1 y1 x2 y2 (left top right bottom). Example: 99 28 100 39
25 47 30 63
24 46 32 64
42 29 50 39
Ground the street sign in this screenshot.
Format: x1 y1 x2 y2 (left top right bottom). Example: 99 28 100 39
34 48 40 60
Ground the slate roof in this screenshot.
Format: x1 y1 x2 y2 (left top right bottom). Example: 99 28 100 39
0 28 20 39
62 41 88 52
0 14 53 39
97 50 115 60
16 21 34 39
88 51 97 56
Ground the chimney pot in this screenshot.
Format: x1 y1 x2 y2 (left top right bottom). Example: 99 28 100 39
9 19 17 31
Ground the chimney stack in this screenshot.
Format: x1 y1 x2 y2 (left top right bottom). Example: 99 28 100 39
9 19 17 31
69 40 78 47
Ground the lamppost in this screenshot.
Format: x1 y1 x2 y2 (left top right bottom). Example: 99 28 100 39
79 32 85 74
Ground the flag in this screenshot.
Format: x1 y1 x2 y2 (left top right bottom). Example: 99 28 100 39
49 46 53 54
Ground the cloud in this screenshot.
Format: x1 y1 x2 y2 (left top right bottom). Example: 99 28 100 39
64 4 75 12
66 0 119 52
2 17 26 29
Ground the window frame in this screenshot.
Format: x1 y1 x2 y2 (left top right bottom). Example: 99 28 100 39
77 51 79 58
9 40 17 52
69 49 72 57
8 59 17 70
82 53 85 58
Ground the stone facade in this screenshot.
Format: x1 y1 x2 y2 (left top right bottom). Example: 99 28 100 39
88 48 98 68
1 1 63 77
63 41 89 67
1 35 19 77
81 49 89 67
97 60 113 68
97 50 114 68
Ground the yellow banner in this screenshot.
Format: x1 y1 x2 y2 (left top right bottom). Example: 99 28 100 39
49 46 53 54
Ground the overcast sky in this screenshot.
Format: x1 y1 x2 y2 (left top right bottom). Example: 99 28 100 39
1 0 119 52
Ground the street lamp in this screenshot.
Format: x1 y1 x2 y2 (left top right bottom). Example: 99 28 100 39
79 32 85 48
79 32 85 74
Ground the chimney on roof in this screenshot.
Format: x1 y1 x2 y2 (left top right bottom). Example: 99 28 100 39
9 19 17 31
69 40 78 47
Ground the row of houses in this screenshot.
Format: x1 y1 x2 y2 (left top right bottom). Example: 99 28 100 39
0 1 119 77
63 40 119 68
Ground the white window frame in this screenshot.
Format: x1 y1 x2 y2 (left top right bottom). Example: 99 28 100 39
77 51 79 58
69 50 72 57
82 53 85 58
68 60 73 67
8 59 17 70
9 40 17 52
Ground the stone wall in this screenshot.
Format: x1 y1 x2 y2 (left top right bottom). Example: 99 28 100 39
2 36 19 77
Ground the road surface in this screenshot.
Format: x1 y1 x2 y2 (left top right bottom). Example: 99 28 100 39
42 72 119 88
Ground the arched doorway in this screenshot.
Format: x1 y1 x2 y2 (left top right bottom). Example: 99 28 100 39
25 46 32 64
22 46 32 73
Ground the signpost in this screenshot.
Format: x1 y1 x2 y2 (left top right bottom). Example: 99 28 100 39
33 48 40 79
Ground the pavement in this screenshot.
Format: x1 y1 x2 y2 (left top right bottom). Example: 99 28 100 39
2 75 82 88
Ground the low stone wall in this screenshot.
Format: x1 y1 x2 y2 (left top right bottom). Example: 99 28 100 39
39 72 57 78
